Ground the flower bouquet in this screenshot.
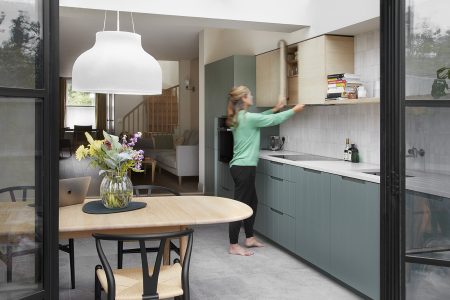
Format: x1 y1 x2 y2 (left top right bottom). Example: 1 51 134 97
76 131 144 208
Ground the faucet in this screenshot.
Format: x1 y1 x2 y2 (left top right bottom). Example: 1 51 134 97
406 147 425 158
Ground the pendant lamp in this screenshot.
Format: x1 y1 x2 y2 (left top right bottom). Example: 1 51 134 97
72 11 162 95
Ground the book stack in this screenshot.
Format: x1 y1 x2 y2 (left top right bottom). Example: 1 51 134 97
327 73 363 99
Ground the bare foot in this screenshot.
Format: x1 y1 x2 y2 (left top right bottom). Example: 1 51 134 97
245 237 264 248
229 244 254 256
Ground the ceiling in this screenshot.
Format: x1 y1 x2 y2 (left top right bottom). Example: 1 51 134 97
60 6 306 65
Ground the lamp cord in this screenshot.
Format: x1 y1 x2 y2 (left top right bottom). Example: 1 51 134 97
131 12 135 33
103 10 106 31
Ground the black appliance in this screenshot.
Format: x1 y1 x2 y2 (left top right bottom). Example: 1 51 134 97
218 116 233 163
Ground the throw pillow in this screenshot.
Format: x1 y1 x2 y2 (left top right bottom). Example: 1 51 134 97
174 136 184 146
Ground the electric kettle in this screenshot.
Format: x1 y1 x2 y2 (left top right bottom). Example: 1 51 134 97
270 136 284 151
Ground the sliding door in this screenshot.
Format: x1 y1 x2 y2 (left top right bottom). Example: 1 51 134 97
0 0 59 299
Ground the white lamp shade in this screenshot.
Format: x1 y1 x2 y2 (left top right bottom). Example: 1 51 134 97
72 31 162 95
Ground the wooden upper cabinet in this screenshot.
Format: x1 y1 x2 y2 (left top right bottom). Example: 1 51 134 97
297 35 354 105
256 49 280 107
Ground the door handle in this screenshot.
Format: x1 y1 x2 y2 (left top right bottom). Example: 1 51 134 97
341 176 366 184
270 176 284 182
303 168 322 174
270 161 284 166
270 207 284 215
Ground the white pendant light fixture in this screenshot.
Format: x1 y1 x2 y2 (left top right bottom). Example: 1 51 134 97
72 11 162 95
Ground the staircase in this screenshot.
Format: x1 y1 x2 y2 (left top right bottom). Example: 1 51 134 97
122 85 179 136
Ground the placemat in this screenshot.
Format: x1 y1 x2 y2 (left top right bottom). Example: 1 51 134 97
82 200 147 214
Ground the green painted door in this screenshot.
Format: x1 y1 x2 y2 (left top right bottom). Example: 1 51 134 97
295 168 331 270
329 175 380 300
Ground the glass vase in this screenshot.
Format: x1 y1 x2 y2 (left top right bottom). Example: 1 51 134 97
100 173 133 208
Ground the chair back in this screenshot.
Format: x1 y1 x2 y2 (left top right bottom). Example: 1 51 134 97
73 125 93 147
133 185 180 197
0 186 35 202
93 229 194 300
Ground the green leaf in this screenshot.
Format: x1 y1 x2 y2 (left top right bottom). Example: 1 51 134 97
85 132 95 145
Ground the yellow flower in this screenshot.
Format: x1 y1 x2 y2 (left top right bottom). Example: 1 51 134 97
75 145 88 161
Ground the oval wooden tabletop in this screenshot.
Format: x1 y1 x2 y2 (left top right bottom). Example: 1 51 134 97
59 196 253 234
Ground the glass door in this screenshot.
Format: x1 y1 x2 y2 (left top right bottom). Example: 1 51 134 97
0 0 58 299
403 0 450 299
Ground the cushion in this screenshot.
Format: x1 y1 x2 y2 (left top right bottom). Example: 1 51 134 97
152 134 174 149
185 130 199 145
182 130 191 142
156 152 177 169
174 136 184 146
135 137 154 150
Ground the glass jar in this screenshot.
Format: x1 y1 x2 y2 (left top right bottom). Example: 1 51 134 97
100 172 133 208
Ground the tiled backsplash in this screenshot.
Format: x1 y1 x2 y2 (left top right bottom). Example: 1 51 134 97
281 104 380 164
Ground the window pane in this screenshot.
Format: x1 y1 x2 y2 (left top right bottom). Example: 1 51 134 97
405 0 450 100
0 97 43 298
66 80 95 106
406 262 450 300
66 106 96 129
0 0 43 89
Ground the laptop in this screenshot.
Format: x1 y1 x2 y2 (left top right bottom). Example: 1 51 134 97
59 176 91 207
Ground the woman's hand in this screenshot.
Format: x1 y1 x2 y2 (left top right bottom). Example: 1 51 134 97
292 104 306 113
272 97 286 113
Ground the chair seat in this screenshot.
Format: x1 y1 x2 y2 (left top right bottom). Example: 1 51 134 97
96 263 183 300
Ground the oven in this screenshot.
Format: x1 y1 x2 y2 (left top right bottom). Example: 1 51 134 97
218 117 233 163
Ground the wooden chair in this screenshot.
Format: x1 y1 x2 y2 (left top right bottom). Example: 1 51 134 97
0 186 38 282
117 185 181 269
94 229 194 300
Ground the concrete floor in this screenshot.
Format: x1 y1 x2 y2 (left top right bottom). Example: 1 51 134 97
59 223 362 300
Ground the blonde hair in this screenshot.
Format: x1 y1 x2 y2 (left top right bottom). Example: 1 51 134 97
226 86 251 127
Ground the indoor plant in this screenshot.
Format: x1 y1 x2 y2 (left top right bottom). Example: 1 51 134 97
75 131 144 208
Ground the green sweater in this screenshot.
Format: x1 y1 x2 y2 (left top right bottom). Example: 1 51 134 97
229 108 295 167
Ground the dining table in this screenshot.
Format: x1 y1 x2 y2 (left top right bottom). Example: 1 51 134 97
59 195 253 262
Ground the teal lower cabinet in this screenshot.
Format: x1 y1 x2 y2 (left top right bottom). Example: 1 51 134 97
216 161 234 198
255 171 267 205
254 203 269 237
295 168 331 271
329 175 380 300
266 175 296 216
254 203 295 252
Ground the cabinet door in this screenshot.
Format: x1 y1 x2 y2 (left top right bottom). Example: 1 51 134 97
255 172 267 205
254 203 269 236
295 168 331 270
269 207 296 252
256 49 280 107
329 175 380 300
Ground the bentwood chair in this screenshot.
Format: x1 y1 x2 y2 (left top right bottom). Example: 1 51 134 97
73 125 92 149
0 186 38 283
117 185 181 269
94 229 194 300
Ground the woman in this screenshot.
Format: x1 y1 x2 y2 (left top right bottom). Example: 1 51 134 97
227 86 305 256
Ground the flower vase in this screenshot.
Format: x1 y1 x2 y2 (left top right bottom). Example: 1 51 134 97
100 173 133 208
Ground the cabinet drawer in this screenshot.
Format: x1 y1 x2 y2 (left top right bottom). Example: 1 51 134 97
256 159 268 174
266 160 285 178
254 203 269 236
255 172 268 205
266 175 296 217
267 206 296 252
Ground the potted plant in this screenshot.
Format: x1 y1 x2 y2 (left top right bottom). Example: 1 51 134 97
75 131 144 208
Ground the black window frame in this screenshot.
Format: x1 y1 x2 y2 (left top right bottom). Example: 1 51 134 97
0 0 59 299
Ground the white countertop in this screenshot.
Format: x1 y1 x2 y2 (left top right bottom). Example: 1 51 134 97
259 150 450 199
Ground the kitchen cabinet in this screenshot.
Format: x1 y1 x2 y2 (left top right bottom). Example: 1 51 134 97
217 161 234 198
205 55 255 194
295 168 331 271
256 49 280 107
329 175 380 300
297 35 354 104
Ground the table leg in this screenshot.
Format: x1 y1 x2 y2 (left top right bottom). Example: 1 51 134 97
151 161 156 183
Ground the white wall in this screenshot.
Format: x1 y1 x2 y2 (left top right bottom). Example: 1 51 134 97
159 61 179 89
60 0 310 26
178 60 191 135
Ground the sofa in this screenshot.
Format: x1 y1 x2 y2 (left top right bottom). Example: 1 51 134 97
136 130 199 185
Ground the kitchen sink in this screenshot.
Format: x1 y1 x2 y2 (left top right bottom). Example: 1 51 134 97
362 170 415 178
268 154 341 161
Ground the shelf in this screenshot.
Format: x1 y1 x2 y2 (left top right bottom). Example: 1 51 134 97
324 97 380 105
